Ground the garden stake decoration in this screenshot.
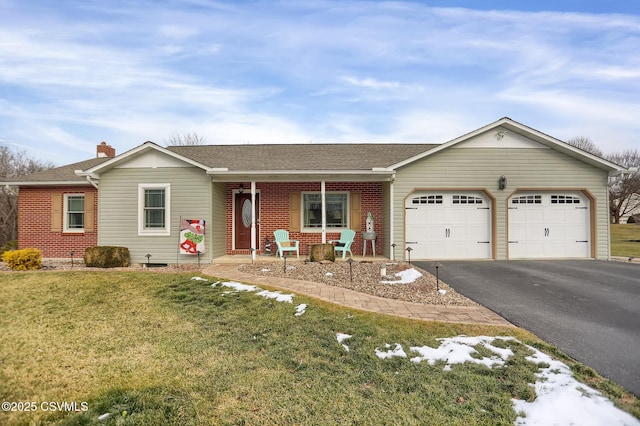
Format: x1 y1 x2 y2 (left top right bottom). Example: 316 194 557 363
406 246 413 265
431 262 442 292
347 258 354 282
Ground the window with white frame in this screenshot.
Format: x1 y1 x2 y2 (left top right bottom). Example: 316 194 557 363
138 183 171 235
302 192 348 231
64 194 85 232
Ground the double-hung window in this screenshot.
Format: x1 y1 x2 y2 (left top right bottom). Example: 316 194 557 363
64 194 85 232
138 183 171 235
302 192 348 231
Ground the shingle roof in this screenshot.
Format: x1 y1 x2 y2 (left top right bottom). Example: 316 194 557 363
6 143 439 184
167 143 437 171
8 157 110 183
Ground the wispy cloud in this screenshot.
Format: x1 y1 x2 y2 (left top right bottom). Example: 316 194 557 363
0 0 638 163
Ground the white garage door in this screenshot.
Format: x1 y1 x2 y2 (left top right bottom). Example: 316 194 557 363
508 192 590 259
405 191 492 259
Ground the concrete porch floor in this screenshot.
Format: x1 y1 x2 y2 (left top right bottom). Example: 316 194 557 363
211 254 392 264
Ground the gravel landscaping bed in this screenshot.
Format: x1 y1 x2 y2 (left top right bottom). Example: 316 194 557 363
239 260 478 306
1 258 477 306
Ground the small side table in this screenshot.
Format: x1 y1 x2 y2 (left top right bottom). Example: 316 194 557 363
362 232 377 256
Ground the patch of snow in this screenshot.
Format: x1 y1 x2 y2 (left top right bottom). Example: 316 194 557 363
294 304 307 316
372 335 638 425
337 333 352 352
261 268 270 272
98 413 111 421
513 344 640 426
380 268 423 284
438 289 447 295
190 276 208 281
326 272 333 277
256 289 294 303
220 281 259 292
375 343 407 359
409 336 514 368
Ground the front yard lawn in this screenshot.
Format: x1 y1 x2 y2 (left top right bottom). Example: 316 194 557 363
611 224 640 258
1 271 638 425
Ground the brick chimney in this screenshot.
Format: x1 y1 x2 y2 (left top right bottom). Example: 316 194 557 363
96 141 116 158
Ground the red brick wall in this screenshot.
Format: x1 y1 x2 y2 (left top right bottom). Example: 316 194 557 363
17 186 98 258
226 182 383 256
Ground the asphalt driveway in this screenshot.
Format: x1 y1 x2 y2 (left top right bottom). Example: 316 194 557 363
415 260 640 397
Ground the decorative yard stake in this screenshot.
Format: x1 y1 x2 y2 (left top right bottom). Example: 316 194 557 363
69 251 74 269
347 258 354 282
431 262 442 292
406 247 413 265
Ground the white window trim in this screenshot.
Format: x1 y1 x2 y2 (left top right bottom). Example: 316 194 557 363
138 183 171 236
63 193 85 233
301 191 349 233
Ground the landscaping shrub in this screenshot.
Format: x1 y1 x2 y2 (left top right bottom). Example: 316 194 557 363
84 246 130 268
1 248 42 270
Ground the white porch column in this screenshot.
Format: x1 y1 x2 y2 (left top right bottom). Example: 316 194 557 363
389 175 395 261
251 181 257 262
321 181 326 243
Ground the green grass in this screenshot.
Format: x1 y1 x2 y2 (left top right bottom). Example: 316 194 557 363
1 271 638 425
611 224 640 257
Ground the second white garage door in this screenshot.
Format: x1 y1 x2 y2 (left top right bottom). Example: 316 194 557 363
405 191 492 259
508 191 591 259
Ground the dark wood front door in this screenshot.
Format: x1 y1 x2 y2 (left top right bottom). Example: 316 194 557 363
235 193 260 250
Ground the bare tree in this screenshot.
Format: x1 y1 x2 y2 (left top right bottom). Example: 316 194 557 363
607 149 640 224
165 132 206 146
567 137 640 224
0 146 53 249
566 136 603 157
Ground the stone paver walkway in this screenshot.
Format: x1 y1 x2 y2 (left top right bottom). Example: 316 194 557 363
201 264 513 327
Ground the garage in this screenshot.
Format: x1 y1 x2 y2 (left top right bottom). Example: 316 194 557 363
405 191 492 259
508 191 591 259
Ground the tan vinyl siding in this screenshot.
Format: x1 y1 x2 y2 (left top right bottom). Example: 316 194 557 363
393 147 610 260
210 182 226 258
98 167 213 264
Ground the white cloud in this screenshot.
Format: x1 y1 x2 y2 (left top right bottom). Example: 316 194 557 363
0 0 639 163
341 76 401 90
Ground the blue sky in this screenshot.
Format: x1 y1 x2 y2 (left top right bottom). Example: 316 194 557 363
0 0 639 165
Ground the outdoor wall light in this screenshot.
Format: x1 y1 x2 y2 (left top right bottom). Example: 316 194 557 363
238 183 244 194
498 175 507 190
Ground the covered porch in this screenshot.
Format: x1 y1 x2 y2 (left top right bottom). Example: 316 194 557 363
209 170 397 263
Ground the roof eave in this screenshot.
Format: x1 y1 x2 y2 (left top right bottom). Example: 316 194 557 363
388 117 625 173
81 141 212 176
1 181 93 186
207 169 394 182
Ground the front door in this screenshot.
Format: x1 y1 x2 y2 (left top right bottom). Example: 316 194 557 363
235 193 260 250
